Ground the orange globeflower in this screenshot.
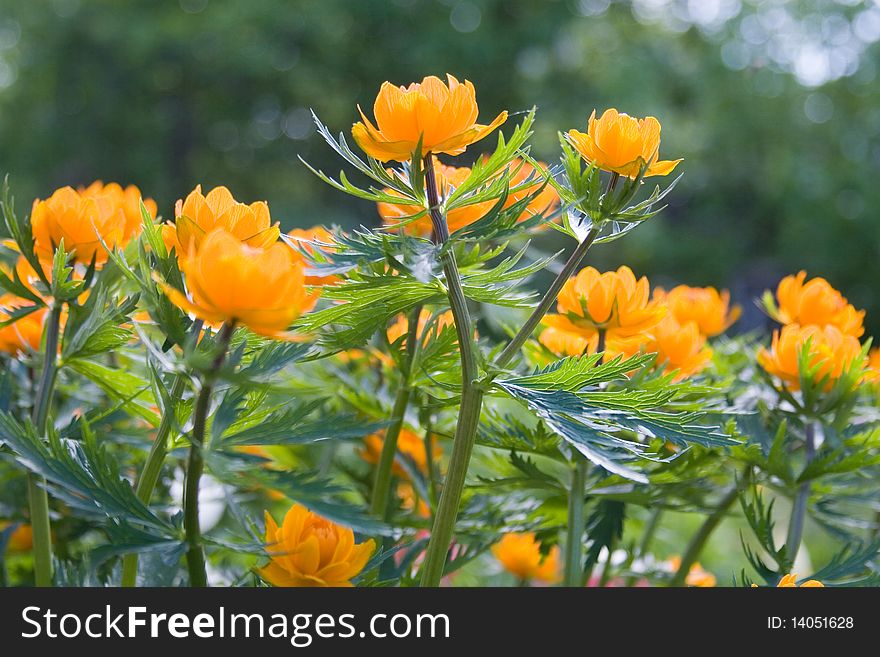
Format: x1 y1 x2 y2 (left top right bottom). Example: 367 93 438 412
378 162 495 235
655 285 740 337
162 185 280 257
868 347 880 380
757 324 865 391
0 294 47 355
286 226 338 286
352 74 507 162
80 180 157 243
360 427 440 478
258 504 375 587
503 158 560 222
550 266 666 339
491 533 560 584
161 228 317 337
773 271 864 337
31 186 131 265
567 109 681 179
644 316 713 381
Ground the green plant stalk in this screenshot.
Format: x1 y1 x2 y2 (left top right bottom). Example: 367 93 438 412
183 322 234 587
419 154 483 587
563 458 588 586
28 301 63 586
669 483 740 587
624 508 663 586
784 422 816 569
120 374 188 587
369 304 421 518
423 421 438 512
493 226 600 370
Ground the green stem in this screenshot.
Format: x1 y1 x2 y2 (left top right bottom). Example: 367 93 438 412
28 301 63 587
493 227 600 370
369 304 421 518
423 421 438 513
183 322 234 587
120 374 188 587
669 482 740 587
419 153 483 587
121 318 203 587
624 508 663 586
784 422 816 570
563 459 587 586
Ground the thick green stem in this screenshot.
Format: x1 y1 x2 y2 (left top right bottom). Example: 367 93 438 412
369 304 421 517
494 227 600 370
28 301 63 586
563 459 588 586
183 322 234 587
784 422 816 570
419 153 483 587
669 483 740 587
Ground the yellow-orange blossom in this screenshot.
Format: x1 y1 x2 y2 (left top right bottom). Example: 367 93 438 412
352 74 507 161
258 503 374 587
567 109 681 179
161 229 317 337
491 533 560 584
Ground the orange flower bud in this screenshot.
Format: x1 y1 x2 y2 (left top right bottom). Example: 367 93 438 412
161 228 317 337
163 185 280 257
757 323 865 391
567 109 681 179
774 271 864 337
352 74 507 162
360 427 440 479
258 504 374 587
667 556 716 587
31 184 148 265
554 266 666 337
654 285 740 337
491 533 560 584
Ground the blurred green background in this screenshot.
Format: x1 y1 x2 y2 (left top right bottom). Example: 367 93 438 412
1 0 878 334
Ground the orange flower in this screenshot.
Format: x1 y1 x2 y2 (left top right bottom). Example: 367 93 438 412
0 521 33 552
868 347 880 379
551 266 666 338
773 271 864 337
258 503 374 587
352 74 507 161
655 285 740 337
644 316 713 381
386 308 455 346
30 185 138 265
491 533 560 584
538 316 640 360
0 293 47 355
503 158 560 222
567 109 681 179
397 482 430 518
360 427 440 478
79 180 157 243
776 573 824 588
667 556 716 587
286 226 338 286
160 228 317 337
757 324 865 391
162 185 280 257
377 161 494 235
